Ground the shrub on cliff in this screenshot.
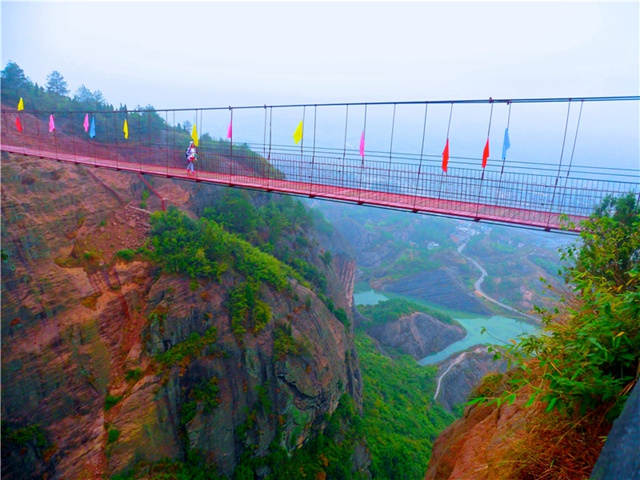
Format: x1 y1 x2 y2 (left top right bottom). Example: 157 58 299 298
468 193 640 478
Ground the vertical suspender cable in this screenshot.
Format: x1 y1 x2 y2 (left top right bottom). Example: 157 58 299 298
268 106 273 162
301 106 306 156
546 100 572 230
559 99 584 218
438 103 454 200
358 104 368 202
263 105 267 160
311 105 317 191
476 100 494 219
227 106 233 171
413 102 429 210
112 111 118 168
165 110 169 176
500 102 512 175
199 109 203 175
342 104 349 188
387 103 397 196
148 109 152 171
495 101 512 209
71 111 77 163
172 110 176 176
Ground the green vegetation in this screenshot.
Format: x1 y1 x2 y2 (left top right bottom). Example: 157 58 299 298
273 321 301 360
234 395 366 480
229 281 272 340
124 368 143 382
155 327 218 367
356 332 456 479
191 377 220 414
147 207 303 292
2 61 282 173
114 248 136 262
105 394 123 411
107 427 121 444
483 193 640 418
357 297 456 328
1 422 49 450
465 194 640 478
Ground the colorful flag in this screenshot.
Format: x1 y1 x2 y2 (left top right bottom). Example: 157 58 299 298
293 120 303 145
123 119 129 139
17 98 24 111
482 138 490 168
441 139 450 173
83 113 90 132
15 116 23 132
90 117 96 138
502 127 510 159
191 123 199 147
359 130 365 157
227 119 232 139
49 114 56 132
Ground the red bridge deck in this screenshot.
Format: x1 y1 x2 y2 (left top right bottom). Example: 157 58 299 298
2 144 589 232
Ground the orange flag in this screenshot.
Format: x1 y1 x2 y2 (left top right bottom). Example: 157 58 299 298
441 139 450 173
482 138 490 168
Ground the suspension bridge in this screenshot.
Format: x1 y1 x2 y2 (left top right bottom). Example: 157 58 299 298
2 96 638 232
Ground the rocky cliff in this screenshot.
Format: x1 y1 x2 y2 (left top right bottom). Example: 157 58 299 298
1 152 364 479
366 312 466 360
433 347 508 412
425 370 612 480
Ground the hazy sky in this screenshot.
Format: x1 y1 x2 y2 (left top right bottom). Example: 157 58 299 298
2 1 639 170
2 1 638 107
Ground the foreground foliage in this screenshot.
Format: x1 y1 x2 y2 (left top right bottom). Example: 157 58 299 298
356 332 456 479
468 193 640 478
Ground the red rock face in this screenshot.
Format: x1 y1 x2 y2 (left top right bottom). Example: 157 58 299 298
1 153 362 479
332 253 357 309
424 391 539 480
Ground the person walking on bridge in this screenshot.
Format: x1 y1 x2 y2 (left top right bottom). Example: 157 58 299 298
185 141 197 174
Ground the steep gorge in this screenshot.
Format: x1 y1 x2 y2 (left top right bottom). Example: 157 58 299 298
1 152 364 479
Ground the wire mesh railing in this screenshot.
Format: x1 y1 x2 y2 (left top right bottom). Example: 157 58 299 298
2 96 639 232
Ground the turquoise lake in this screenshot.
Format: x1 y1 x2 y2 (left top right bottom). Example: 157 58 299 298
353 290 539 365
418 315 539 365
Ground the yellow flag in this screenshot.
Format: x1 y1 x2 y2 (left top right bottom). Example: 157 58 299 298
123 119 129 139
17 98 24 111
293 120 303 144
191 123 199 147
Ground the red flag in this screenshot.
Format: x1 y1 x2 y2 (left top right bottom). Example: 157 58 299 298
441 139 450 172
15 116 23 132
482 137 490 168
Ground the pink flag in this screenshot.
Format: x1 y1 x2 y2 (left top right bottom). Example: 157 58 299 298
49 114 56 132
442 139 450 173
359 130 365 157
83 113 89 132
227 119 232 139
481 138 490 168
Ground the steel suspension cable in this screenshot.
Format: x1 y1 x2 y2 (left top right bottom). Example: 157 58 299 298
546 100 573 229
438 103 454 200
413 102 429 210
559 99 584 215
387 103 397 192
342 104 349 188
476 100 494 218
358 104 368 202
263 105 267 159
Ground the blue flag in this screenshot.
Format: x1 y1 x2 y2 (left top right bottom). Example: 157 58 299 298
90 117 96 138
502 127 510 159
